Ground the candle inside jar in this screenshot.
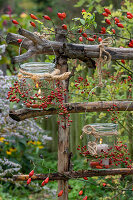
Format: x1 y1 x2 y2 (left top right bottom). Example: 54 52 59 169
38 88 42 98
97 139 109 166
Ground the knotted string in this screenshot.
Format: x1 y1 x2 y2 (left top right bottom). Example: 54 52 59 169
80 124 117 155
18 68 71 82
97 37 113 87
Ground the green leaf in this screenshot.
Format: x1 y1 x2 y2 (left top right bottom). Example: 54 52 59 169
80 19 85 25
73 17 80 21
94 22 97 28
35 20 43 25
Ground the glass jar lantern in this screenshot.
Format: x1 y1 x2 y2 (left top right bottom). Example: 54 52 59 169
18 62 56 110
81 123 118 169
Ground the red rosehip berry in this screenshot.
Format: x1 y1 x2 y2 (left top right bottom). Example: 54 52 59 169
82 9 86 13
79 36 83 42
27 178 31 185
87 37 94 41
102 12 109 17
130 39 133 44
78 28 82 33
111 28 116 34
41 180 45 186
43 15 51 20
83 177 88 180
90 161 99 167
105 19 111 25
62 24 67 30
121 59 125 64
98 37 102 42
30 14 38 20
104 8 111 15
128 42 133 47
103 183 107 187
117 23 124 28
114 17 119 23
57 12 66 20
26 103 31 108
58 190 63 197
17 39 22 43
101 27 106 32
82 32 87 37
83 196 88 200
30 21 36 27
29 170 34 177
79 190 83 195
57 13 62 20
44 177 49 184
62 12 66 19
127 15 132 19
12 19 19 25
127 12 133 17
96 165 103 169
32 104 39 108
93 34 97 39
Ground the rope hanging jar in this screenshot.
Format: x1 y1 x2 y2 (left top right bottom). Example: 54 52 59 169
80 123 118 169
17 62 71 110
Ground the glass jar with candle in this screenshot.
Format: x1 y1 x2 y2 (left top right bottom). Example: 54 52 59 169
81 123 118 169
18 62 56 110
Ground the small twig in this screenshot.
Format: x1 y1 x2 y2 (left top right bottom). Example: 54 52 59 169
115 61 133 74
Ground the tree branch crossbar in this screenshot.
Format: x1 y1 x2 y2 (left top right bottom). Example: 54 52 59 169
6 29 133 66
9 101 133 121
13 168 133 181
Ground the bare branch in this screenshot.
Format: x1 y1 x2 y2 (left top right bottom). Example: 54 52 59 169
13 168 133 181
18 28 44 45
6 29 133 65
9 101 133 121
6 33 32 50
11 49 35 64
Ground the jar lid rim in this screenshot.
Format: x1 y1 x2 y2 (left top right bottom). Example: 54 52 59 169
87 123 118 128
20 62 55 67
20 62 55 74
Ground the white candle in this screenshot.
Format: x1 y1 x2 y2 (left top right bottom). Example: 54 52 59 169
97 144 109 166
38 88 42 98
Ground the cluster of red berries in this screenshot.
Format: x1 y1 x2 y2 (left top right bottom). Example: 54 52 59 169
101 8 133 48
27 170 63 197
78 29 102 43
128 39 133 48
102 8 125 29
74 77 90 95
126 12 133 19
77 141 132 169
7 80 73 128
107 104 119 123
12 12 67 30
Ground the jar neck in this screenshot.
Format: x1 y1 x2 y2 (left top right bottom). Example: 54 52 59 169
20 62 55 75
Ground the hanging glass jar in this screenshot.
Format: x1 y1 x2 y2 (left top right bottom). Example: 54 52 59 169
8 62 71 110
8 61 71 110
80 123 118 169
18 62 56 110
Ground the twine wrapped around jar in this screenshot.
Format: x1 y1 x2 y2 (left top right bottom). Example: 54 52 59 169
18 68 71 82
80 124 118 155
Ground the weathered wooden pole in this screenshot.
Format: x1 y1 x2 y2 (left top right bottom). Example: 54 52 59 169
55 29 69 200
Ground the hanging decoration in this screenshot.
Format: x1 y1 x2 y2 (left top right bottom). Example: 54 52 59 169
79 123 132 169
8 62 71 110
